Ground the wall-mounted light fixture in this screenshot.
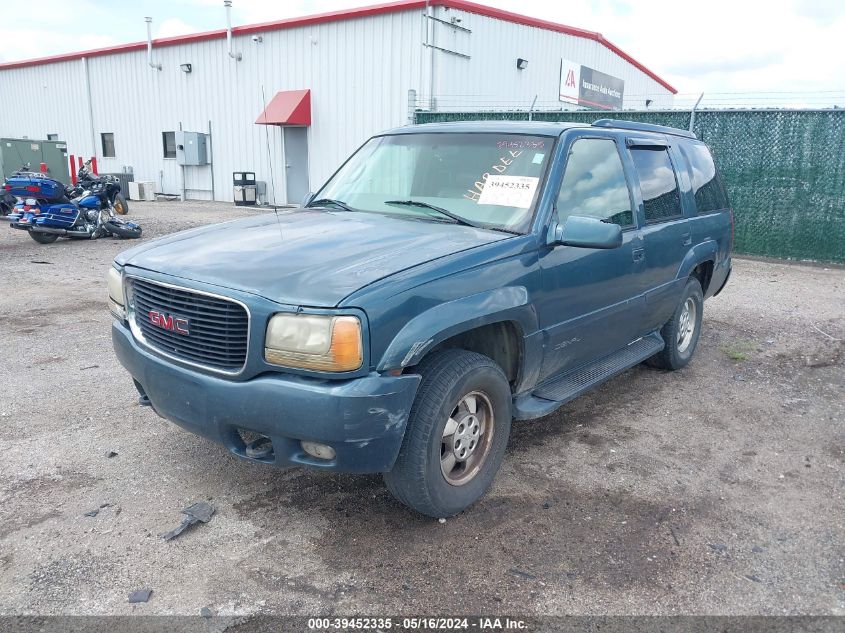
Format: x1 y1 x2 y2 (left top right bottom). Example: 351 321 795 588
645 99 653 108
180 63 192 73
516 58 528 70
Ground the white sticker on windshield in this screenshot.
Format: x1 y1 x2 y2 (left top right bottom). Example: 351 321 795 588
532 153 545 164
477 175 539 208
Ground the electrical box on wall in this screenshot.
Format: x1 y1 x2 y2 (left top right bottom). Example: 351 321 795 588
175 131 208 166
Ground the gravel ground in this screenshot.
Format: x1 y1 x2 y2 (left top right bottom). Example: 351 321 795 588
0 200 843 617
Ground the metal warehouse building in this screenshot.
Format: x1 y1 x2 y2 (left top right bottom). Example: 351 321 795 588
0 0 675 204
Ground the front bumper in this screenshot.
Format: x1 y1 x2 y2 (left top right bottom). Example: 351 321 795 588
113 321 420 473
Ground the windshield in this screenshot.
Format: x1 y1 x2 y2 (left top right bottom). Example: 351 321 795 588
313 133 553 232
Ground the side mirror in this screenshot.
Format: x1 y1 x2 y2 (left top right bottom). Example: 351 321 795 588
553 215 623 249
301 191 315 208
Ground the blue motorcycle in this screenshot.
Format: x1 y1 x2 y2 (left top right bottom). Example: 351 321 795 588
5 171 141 244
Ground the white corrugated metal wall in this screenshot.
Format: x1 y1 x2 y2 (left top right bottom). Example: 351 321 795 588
0 10 424 203
425 5 674 111
0 5 672 203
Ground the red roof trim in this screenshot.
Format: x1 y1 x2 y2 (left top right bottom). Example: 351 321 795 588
0 0 676 94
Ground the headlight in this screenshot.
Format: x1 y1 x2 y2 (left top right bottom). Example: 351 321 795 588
107 266 125 320
265 313 362 372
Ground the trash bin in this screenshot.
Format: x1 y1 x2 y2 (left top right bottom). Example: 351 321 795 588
233 171 257 207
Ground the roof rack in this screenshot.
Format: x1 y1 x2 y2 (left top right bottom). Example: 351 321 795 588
592 118 697 139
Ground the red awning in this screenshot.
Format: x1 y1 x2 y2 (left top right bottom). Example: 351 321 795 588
255 89 311 126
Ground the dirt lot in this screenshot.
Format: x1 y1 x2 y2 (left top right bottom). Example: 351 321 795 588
0 201 843 617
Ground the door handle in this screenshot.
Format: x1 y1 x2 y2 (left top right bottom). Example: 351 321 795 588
632 247 645 263
681 232 692 246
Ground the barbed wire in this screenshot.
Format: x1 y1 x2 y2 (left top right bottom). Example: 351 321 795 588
413 92 845 111
416 90 845 97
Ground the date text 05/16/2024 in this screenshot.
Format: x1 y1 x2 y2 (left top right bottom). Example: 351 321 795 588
307 617 528 630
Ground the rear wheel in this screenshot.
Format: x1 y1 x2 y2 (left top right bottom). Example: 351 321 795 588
647 277 704 370
384 349 512 518
28 231 59 244
112 193 129 215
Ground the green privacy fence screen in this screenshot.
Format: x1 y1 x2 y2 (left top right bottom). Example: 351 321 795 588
415 109 845 263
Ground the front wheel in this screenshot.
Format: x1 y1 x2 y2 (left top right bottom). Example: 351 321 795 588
112 193 129 215
647 277 704 370
103 219 142 239
28 231 59 244
384 349 512 518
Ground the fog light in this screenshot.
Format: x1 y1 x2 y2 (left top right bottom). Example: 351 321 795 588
301 440 336 461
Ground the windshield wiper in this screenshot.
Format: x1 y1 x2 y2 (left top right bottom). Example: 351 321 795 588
306 198 356 212
383 199 488 230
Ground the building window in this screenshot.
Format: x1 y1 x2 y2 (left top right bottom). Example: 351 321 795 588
101 133 115 157
47 134 59 141
162 132 176 159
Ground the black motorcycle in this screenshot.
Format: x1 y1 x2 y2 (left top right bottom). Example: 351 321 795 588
0 190 15 216
75 160 129 215
68 177 141 239
2 162 30 216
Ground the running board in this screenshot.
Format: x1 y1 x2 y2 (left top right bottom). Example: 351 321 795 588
513 332 664 420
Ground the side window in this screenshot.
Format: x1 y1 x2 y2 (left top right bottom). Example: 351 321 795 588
630 147 682 223
556 138 633 228
162 132 176 159
100 132 115 158
680 142 729 213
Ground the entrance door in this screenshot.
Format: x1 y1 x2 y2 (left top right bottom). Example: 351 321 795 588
283 127 309 205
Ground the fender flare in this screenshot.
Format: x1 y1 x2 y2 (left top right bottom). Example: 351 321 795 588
376 286 537 372
677 239 717 281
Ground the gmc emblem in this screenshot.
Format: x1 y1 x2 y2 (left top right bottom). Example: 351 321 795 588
149 310 190 335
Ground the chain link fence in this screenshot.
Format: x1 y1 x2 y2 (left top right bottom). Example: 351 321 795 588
415 108 845 263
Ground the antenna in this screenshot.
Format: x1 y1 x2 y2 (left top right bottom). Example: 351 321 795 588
260 84 284 238
260 84 278 207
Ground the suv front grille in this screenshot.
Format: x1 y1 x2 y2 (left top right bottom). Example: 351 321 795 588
129 278 249 373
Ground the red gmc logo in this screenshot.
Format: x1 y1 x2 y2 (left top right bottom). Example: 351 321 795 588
149 310 190 335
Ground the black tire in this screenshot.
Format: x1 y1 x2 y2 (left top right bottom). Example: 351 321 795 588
384 349 512 518
104 219 142 239
113 193 129 215
647 277 704 370
28 231 59 244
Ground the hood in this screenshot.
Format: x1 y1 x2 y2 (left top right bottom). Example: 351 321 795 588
117 209 507 306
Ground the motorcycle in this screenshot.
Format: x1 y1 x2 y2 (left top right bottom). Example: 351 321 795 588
2 162 30 216
76 160 129 215
5 171 142 244
0 190 15 216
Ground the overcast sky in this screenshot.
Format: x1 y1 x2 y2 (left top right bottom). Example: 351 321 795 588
1 0 843 106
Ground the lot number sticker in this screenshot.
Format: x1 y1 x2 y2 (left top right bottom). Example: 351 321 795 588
478 175 539 208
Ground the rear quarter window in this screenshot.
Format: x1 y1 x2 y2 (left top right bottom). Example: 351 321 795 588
680 141 729 213
630 147 683 223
